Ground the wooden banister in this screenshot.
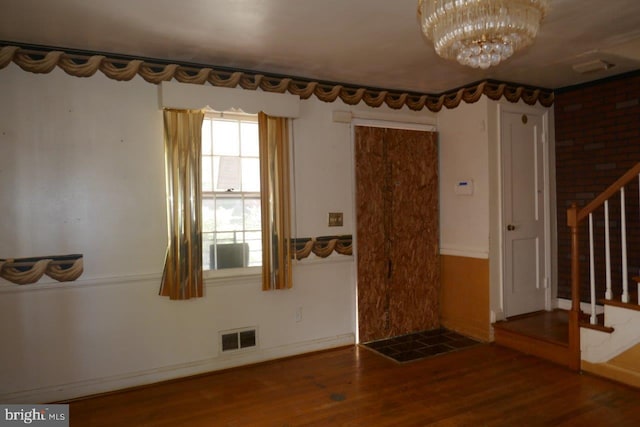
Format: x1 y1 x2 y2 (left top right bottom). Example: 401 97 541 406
565 161 640 371
567 203 581 371
577 162 640 222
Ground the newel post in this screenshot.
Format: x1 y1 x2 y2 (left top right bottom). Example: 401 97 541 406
567 203 581 371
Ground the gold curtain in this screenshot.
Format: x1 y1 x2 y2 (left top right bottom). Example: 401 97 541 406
160 109 205 300
259 112 293 290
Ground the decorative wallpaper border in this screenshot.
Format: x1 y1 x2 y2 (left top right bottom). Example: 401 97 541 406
0 44 554 111
0 254 83 285
292 235 352 260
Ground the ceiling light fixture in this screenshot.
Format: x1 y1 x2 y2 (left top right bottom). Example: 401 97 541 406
418 0 550 69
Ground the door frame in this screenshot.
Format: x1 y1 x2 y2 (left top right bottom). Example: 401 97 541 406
498 103 553 318
349 118 437 343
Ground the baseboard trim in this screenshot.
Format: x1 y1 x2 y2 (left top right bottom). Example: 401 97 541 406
0 333 355 404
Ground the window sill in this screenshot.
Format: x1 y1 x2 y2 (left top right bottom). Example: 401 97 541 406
202 255 353 288
203 266 261 288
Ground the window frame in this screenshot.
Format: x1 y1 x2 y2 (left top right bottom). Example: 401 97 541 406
201 111 263 279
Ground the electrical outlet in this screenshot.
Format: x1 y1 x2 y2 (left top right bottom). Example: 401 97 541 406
295 306 303 323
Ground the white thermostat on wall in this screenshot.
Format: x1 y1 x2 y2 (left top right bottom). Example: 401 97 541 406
454 180 474 196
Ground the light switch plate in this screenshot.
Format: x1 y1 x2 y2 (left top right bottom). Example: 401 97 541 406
328 212 343 227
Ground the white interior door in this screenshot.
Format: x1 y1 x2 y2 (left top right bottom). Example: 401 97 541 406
502 110 548 317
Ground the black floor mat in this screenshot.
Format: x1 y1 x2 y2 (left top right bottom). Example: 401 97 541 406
362 328 480 363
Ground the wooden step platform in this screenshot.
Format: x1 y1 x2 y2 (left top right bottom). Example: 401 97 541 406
579 312 614 333
494 310 572 368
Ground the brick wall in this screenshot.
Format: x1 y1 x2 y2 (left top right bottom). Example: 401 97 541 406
555 72 640 301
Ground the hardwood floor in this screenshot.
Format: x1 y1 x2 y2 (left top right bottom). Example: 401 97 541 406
67 344 640 426
495 310 569 345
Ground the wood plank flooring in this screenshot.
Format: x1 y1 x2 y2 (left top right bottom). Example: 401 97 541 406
67 344 640 426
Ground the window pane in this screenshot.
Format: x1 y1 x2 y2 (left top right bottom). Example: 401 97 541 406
212 156 219 191
241 122 259 157
216 197 243 232
202 232 215 270
202 198 216 232
202 119 212 155
202 155 213 192
245 231 262 267
202 114 262 271
244 198 261 230
215 231 237 245
216 156 242 191
212 120 240 156
241 158 260 192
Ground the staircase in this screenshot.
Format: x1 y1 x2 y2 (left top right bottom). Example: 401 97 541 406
496 163 640 382
580 276 640 387
568 162 640 383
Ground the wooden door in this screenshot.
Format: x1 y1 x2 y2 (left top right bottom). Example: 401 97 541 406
355 126 439 343
501 111 548 317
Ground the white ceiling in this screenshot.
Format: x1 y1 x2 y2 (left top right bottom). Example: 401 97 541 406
1 0 640 94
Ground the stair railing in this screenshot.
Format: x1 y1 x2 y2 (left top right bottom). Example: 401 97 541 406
566 161 640 371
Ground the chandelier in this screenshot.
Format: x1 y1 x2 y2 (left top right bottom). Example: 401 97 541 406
418 0 550 69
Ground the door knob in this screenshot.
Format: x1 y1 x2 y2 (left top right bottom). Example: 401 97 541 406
507 224 516 231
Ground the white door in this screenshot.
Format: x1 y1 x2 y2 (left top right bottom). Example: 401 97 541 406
502 110 548 317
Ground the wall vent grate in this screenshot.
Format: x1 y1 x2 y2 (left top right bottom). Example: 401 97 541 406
220 328 257 353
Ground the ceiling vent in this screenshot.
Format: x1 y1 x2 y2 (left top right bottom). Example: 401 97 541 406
572 59 615 74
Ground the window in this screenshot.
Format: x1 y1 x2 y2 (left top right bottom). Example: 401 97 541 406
201 113 261 271
161 106 292 298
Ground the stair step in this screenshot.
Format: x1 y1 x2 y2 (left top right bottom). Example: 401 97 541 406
579 312 614 333
598 296 640 312
494 326 571 367
493 311 571 368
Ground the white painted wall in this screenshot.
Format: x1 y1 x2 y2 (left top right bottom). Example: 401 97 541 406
0 63 436 403
438 98 556 326
438 98 491 259
0 59 566 402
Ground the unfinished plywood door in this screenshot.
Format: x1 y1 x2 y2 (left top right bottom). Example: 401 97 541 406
355 126 439 343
